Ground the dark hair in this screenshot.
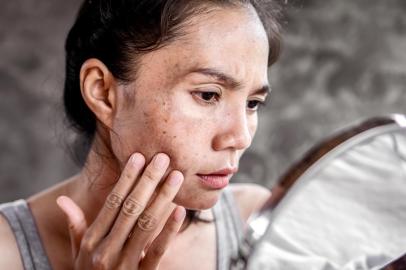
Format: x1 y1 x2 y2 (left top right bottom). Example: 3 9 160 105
63 0 282 161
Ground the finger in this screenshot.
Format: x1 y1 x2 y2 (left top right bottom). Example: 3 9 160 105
123 170 183 257
87 152 146 243
56 195 87 259
105 153 171 247
140 206 186 270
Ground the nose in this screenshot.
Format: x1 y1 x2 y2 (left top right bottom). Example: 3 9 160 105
212 108 253 151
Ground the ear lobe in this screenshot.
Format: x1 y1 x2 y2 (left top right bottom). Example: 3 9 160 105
80 58 117 129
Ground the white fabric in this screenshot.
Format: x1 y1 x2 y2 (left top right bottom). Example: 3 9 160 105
248 129 406 270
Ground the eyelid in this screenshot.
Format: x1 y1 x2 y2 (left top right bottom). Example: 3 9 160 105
194 85 223 94
246 96 269 111
249 95 268 103
192 85 223 95
191 88 222 105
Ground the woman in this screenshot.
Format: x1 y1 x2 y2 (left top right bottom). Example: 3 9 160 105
0 0 281 269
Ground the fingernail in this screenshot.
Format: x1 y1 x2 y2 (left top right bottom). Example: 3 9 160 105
131 153 144 167
154 153 169 169
56 196 67 208
174 207 186 222
56 197 63 208
168 172 183 186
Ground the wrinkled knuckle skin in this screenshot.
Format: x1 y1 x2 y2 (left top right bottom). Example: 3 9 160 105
105 192 124 210
122 197 144 217
143 169 158 183
137 212 158 231
123 172 133 182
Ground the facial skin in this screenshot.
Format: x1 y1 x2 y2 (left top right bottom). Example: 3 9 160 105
94 5 270 210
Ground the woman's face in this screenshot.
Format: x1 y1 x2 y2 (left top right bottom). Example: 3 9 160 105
110 6 270 210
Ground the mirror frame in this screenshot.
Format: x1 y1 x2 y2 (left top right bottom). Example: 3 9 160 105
262 114 406 213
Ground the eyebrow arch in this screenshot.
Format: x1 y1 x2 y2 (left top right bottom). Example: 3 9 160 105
188 67 270 95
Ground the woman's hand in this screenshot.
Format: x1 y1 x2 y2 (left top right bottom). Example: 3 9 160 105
56 153 186 269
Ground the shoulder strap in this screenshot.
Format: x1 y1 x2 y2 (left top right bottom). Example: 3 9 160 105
222 188 244 238
212 188 245 270
0 200 52 270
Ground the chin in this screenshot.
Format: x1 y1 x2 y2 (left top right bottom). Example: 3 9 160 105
173 187 224 210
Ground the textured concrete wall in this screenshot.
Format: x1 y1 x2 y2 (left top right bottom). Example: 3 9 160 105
1 0 406 203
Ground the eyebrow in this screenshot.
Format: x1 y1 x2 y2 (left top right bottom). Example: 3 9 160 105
187 67 270 95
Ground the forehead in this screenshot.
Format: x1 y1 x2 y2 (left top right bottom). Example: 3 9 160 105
137 6 270 87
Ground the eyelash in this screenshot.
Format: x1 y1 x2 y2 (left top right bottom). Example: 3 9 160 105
193 91 221 104
192 91 267 111
247 99 266 111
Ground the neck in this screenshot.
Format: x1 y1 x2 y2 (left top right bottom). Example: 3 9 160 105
68 135 123 224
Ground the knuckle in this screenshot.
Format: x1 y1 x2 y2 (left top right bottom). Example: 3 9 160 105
150 245 166 258
91 252 110 270
91 242 118 270
122 197 144 217
137 212 158 231
123 172 133 181
158 186 173 200
143 169 158 183
81 235 97 253
105 192 124 210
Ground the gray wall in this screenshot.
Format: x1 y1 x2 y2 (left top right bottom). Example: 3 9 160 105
1 0 405 203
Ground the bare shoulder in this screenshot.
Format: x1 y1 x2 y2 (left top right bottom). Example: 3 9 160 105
229 183 271 222
0 214 24 270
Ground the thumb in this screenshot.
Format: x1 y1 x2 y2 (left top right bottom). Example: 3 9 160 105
56 195 87 259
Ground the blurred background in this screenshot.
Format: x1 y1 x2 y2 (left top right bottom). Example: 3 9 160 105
1 0 405 203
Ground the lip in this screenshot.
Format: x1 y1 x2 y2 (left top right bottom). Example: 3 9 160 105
196 167 238 189
208 167 238 175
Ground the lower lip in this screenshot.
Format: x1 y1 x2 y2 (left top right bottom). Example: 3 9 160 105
197 174 231 189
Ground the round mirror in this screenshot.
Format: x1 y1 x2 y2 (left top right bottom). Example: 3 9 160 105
245 115 406 270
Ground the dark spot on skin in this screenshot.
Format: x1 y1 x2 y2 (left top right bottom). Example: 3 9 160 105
173 135 177 139
163 131 167 135
143 111 149 117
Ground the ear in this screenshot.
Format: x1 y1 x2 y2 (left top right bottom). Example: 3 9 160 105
80 58 117 129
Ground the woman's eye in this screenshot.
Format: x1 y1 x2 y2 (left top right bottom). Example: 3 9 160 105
247 100 265 111
194 91 220 103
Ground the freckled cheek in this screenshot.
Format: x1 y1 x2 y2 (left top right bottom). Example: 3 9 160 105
164 125 199 167
110 104 163 163
114 95 213 173
155 113 212 173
